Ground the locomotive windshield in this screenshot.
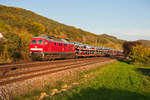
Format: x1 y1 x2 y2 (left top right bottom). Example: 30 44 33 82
37 40 43 44
31 40 36 44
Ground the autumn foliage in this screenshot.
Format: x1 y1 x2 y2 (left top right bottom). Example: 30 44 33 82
0 5 124 63
123 41 140 57
129 45 150 63
123 41 150 63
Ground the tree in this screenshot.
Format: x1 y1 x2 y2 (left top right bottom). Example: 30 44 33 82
18 27 33 60
3 32 22 61
0 19 11 32
0 39 4 56
26 22 45 36
130 45 150 63
123 41 140 57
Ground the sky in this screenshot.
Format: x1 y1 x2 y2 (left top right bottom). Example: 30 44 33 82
0 0 150 41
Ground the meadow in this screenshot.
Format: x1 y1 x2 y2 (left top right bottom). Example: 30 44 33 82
49 61 150 100
14 61 150 100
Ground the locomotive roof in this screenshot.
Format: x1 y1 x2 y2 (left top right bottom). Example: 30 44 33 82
32 36 122 51
32 36 74 45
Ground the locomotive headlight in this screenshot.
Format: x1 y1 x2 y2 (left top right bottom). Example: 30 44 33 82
30 48 43 51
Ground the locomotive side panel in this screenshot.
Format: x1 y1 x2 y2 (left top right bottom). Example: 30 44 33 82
29 36 123 60
29 37 76 60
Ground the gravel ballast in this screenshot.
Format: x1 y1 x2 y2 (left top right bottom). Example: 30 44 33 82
0 59 116 100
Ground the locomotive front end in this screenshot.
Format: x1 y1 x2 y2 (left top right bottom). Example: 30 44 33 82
29 37 48 60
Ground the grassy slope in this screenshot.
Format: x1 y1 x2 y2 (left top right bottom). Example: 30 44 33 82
49 62 150 100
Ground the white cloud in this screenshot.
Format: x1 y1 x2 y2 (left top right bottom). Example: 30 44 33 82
106 29 150 41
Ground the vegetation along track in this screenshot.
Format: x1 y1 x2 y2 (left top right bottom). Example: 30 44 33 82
0 57 112 86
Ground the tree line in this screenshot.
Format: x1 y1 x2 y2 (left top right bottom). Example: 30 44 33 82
123 41 150 64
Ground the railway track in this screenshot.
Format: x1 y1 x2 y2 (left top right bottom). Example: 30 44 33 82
0 57 112 86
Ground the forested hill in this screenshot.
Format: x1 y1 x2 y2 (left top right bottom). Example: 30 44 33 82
138 40 150 47
0 4 124 49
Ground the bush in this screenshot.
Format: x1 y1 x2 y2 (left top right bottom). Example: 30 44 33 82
3 32 22 62
123 41 141 57
129 45 150 63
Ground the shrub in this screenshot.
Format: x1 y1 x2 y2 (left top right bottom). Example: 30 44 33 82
3 32 22 62
123 41 141 57
129 45 150 63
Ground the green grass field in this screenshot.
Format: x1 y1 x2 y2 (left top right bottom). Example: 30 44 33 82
48 61 150 100
14 61 150 100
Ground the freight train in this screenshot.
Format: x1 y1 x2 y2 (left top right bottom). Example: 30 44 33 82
29 36 123 60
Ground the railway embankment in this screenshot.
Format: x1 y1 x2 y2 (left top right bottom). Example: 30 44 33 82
0 57 115 100
47 61 150 100
12 61 150 100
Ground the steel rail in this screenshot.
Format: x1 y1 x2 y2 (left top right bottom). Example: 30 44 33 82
0 58 109 86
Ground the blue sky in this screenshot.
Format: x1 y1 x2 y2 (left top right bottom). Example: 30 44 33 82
0 0 150 40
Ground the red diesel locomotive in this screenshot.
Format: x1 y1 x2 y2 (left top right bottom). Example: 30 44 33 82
29 36 123 60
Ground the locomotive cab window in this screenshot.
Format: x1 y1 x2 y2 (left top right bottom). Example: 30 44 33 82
37 40 43 44
45 41 48 45
64 44 67 47
31 40 36 44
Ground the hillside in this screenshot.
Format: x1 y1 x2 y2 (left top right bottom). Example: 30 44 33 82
0 4 124 49
0 4 125 62
138 40 150 47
